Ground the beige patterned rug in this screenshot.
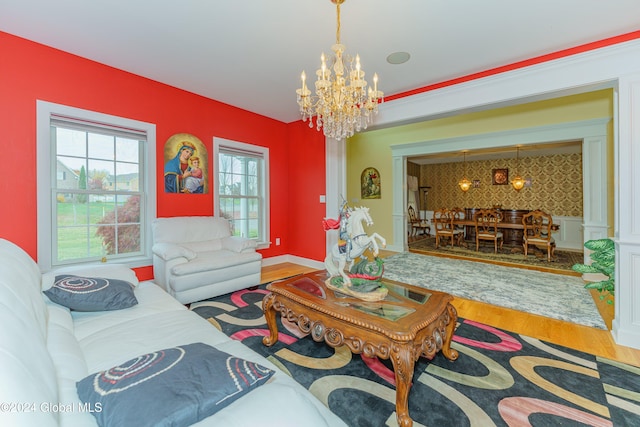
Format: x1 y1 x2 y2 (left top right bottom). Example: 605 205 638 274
409 236 583 275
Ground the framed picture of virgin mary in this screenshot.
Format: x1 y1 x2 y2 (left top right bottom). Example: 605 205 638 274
163 133 208 194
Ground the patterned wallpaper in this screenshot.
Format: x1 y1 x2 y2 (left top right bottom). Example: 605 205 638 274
416 152 583 217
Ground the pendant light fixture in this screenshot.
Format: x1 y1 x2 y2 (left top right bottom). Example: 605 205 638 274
458 151 472 192
510 146 526 191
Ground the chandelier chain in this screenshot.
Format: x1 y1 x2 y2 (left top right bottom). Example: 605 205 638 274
336 2 341 44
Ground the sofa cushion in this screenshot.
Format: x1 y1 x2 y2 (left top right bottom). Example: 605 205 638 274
44 275 138 312
72 281 186 340
153 216 231 244
222 235 258 252
152 242 197 261
182 239 223 253
171 250 262 276
76 342 275 427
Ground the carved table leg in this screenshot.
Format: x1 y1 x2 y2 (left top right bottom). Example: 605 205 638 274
262 293 279 347
391 344 416 427
441 303 460 361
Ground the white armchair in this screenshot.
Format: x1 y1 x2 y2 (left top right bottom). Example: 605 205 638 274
152 216 262 304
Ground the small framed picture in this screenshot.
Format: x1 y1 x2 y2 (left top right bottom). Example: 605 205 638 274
473 179 481 188
492 168 509 185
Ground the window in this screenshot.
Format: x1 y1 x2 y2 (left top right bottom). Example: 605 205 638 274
37 101 156 271
214 138 269 247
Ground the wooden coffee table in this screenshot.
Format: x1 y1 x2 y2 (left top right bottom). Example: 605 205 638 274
262 270 458 427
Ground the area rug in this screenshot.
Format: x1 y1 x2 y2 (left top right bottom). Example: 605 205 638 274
382 252 606 330
190 287 640 427
409 236 583 273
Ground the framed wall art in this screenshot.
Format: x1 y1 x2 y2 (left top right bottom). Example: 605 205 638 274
492 168 509 185
361 167 381 199
163 133 208 194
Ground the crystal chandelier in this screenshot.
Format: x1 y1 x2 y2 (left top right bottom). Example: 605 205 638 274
296 0 383 140
458 151 472 192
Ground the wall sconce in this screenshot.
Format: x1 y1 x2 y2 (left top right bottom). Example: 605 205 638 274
458 151 472 192
510 147 526 191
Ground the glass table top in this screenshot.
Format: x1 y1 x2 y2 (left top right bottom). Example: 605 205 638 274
289 275 432 321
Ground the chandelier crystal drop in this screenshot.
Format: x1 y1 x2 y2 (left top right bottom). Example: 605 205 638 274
296 0 383 140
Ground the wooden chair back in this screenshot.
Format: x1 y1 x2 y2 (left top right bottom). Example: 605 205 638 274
433 208 455 233
522 210 553 241
408 205 419 223
433 208 462 247
522 210 556 261
473 209 503 252
474 209 501 235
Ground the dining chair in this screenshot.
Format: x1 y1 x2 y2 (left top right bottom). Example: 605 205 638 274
433 208 463 248
407 205 430 237
474 209 503 253
450 207 466 236
522 209 556 261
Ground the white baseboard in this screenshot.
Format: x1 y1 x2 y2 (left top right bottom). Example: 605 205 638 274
261 254 324 270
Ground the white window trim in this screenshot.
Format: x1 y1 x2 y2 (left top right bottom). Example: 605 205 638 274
213 137 270 249
36 100 156 272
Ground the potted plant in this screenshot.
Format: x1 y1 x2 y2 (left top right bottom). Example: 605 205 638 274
572 238 615 304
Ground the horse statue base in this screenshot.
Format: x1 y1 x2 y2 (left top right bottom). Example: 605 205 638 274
325 277 388 302
325 257 388 302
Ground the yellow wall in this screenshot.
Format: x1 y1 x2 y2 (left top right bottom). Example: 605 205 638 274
346 89 613 243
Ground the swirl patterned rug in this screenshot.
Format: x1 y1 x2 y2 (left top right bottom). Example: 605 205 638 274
190 287 640 427
382 252 606 330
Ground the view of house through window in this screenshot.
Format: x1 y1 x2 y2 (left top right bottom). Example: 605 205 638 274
215 139 269 246
53 121 144 262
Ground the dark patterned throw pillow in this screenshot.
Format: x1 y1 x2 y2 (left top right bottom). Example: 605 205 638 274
76 342 275 427
44 275 137 311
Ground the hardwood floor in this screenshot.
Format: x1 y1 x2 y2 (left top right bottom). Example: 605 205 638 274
260 257 640 367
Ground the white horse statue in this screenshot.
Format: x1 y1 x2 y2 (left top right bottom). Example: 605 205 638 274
323 205 386 288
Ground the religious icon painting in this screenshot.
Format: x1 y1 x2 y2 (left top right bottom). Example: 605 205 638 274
361 167 381 199
492 168 509 185
163 133 208 194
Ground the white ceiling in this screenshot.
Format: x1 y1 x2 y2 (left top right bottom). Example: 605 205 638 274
1 1 638 124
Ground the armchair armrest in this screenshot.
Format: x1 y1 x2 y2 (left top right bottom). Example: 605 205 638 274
152 242 197 261
222 236 258 253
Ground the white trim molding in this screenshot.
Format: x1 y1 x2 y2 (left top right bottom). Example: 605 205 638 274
391 119 609 261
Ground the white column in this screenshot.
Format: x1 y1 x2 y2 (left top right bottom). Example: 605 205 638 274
325 137 346 256
582 134 609 245
612 72 640 349
391 155 408 252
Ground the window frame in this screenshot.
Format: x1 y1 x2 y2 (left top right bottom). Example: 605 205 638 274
213 137 270 249
37 100 156 271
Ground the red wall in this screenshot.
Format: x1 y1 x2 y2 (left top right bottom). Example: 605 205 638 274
286 122 328 261
0 31 327 278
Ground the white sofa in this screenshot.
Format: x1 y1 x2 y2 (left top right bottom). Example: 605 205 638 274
0 238 346 427
152 216 263 304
